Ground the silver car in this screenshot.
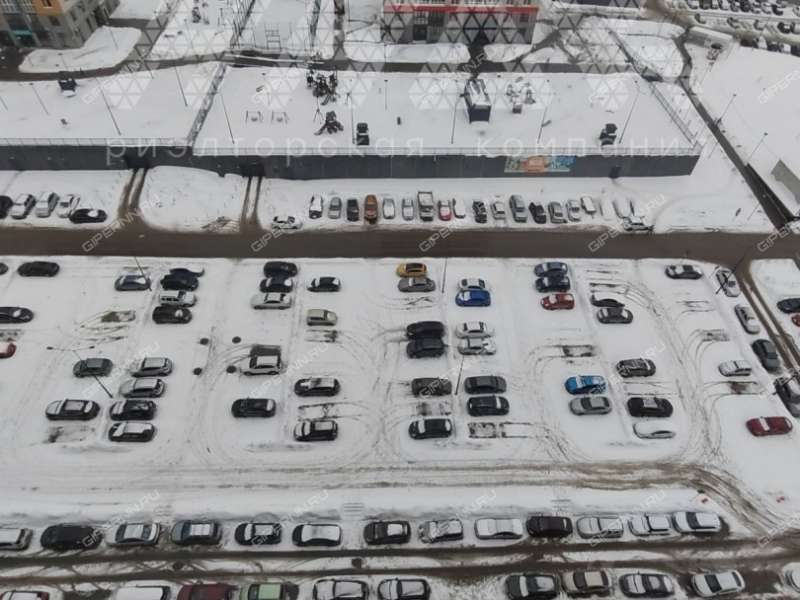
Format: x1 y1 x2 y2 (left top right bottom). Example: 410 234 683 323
382 196 396 219
398 277 435 293
401 197 415 220
715 268 741 297
491 200 507 221
718 360 752 377
548 201 566 224
569 396 611 415
734 304 760 334
566 199 581 222
576 516 624 539
250 293 293 309
457 338 497 356
307 309 337 326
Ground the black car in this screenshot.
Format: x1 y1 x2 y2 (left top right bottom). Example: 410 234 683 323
467 395 509 416
364 521 411 545
406 338 446 359
346 198 360 221
69 208 108 224
234 522 282 545
169 267 205 278
505 574 559 599
472 200 488 223
294 377 340 397
777 298 800 313
45 399 101 421
535 276 570 293
464 375 507 394
160 274 198 291
526 515 573 538
590 295 624 309
0 262 7 275
627 397 673 418
231 398 276 418
41 524 101 551
534 262 568 278
528 202 547 224
0 306 34 323
409 417 452 439
259 276 293 293
294 419 338 442
262 261 298 278
411 377 452 396
17 261 60 277
619 573 674 598
406 321 445 339
752 339 780 372
597 307 633 324
0 195 11 219
171 520 222 546
110 400 157 421
309 277 341 292
73 357 113 377
153 306 192 324
616 359 656 378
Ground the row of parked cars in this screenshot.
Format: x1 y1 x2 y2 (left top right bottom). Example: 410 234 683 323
0 192 106 223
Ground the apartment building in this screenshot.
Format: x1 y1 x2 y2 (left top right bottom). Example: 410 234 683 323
0 0 119 48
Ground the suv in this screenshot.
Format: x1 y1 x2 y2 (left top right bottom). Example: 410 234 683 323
418 519 462 543
240 346 283 375
734 304 760 334
616 358 656 378
464 375 506 394
409 418 453 439
73 357 112 377
509 195 527 222
34 192 59 218
467 395 509 416
134 357 173 377
10 194 35 219
406 321 445 340
472 200 487 223
775 377 800 416
627 397 673 417
526 515 573 538
294 377 340 397
294 419 338 442
417 192 435 221
309 195 324 218
363 521 411 545
119 377 166 398
171 520 222 545
41 524 101 551
346 198 360 221
406 338 445 359
752 339 780 372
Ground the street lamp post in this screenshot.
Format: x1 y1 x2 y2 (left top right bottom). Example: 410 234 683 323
716 92 736 126
745 132 768 165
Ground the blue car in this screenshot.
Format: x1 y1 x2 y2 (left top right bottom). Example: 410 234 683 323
564 375 606 395
455 289 491 307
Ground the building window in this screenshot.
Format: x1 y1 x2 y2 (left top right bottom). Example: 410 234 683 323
49 15 59 25
428 11 443 25
42 0 53 7
413 11 426 24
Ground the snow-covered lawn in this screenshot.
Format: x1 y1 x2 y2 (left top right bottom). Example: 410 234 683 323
19 26 140 74
0 257 796 532
0 171 128 230
112 0 170 20
751 259 800 359
139 166 246 232
344 23 470 63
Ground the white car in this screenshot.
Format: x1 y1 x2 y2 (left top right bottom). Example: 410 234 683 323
672 511 722 534
715 268 741 297
562 571 612 596
308 195 323 218
622 215 653 232
250 293 293 309
34 192 58 218
312 580 366 600
581 195 596 214
786 569 800 592
455 321 494 339
418 519 463 543
452 198 466 219
691 570 745 597
576 516 623 539
272 215 302 230
9 194 35 219
634 422 676 439
491 200 506 221
734 304 760 334
457 338 497 356
458 278 487 291
382 196 396 219
401 197 415 220
628 513 672 536
474 518 523 540
718 360 752 377
109 522 161 546
56 193 79 218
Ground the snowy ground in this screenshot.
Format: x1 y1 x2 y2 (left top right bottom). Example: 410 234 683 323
112 0 170 20
138 166 246 233
19 27 140 74
344 25 470 63
0 63 213 144
0 171 129 230
0 256 797 537
687 41 800 218
195 67 697 154
751 259 800 359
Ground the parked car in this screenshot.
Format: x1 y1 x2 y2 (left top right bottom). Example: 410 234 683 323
396 262 427 278
564 375 606 395
34 192 59 217
619 573 674 598
633 422 676 439
328 196 342 219
0 528 33 551
576 516 623 539
159 290 197 307
110 522 161 547
17 261 59 277
0 195 13 219
561 571 612 597
134 357 173 377
250 293 292 310
115 274 151 291
464 375 506 394
452 198 466 219
569 396 611 415
109 422 155 442
363 521 411 545
295 377 340 397
457 338 496 355
292 523 341 546
589 295 624 308
235 522 281 545
153 306 192 324
747 416 793 436
777 297 800 313
312 580 367 600
509 195 527 222
547 202 566 224
411 377 452 396
398 277 436 293
456 321 493 339
418 519 463 543
346 198 360 221
665 264 703 280
409 417 452 439
263 261 298 277
382 196 396 219
377 579 430 600
259 276 294 293
541 293 574 310
627 397 673 417
70 208 107 224
566 199 581 222
580 195 596 214
401 197 415 220
168 268 204 279
177 585 234 600
160 274 198 292
752 339 780 372
0 307 33 323
171 520 222 545
271 215 302 230
406 339 445 359
238 584 290 600
45 399 100 421
672 511 722 534
9 194 35 219
472 200 488 223
714 268 741 297
628 514 672 537
309 195 324 219
535 277 570 293
364 195 379 223
0 342 16 359
526 515 573 538
119 377 165 398
418 192 434 221
475 518 523 540
691 571 744 597
455 289 491 307
309 277 341 292
491 200 507 221
110 400 157 421
718 360 752 377
73 357 112 377
505 574 559 600
534 262 568 278
307 309 337 326
294 419 338 442
734 304 760 334
458 278 487 291
437 199 452 221
597 307 633 324
40 524 101 551
529 202 547 224
467 395 509 416
775 377 800 416
616 358 656 378
231 398 276 418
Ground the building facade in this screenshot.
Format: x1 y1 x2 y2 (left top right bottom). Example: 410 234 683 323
0 0 119 48
382 0 537 45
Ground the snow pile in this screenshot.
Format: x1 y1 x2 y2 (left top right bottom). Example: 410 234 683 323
19 27 140 74
112 0 169 20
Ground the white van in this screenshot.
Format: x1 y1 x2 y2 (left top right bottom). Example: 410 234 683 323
115 586 171 600
158 290 196 307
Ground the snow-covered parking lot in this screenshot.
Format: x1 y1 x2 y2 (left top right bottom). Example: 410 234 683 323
0 256 798 532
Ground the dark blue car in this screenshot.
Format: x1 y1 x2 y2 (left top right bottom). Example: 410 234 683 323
456 290 491 307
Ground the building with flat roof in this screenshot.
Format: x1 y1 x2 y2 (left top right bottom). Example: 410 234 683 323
0 0 119 48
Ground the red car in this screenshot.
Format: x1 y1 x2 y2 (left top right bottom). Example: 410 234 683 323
438 199 452 221
177 585 236 600
0 342 16 358
541 293 575 310
792 314 800 327
746 416 793 437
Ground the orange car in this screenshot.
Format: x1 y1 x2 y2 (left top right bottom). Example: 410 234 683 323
364 195 379 224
